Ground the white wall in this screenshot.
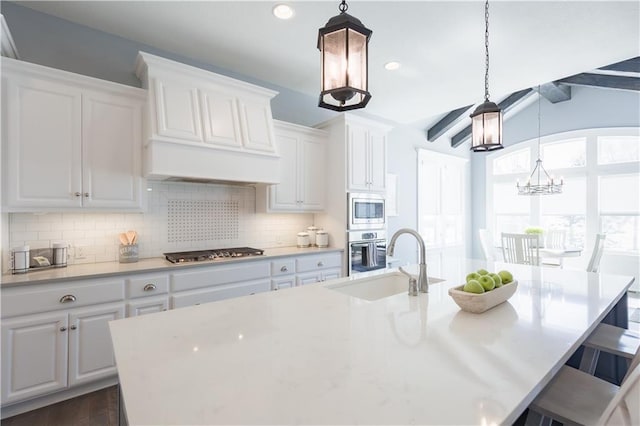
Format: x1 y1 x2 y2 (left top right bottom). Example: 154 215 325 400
4 181 313 272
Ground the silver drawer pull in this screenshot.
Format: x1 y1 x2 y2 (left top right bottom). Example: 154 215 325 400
74 192 81 197
317 261 324 267
280 266 288 272
143 283 157 291
70 325 77 330
60 327 67 332
59 294 76 303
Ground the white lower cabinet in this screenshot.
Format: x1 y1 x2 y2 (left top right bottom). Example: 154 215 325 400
127 296 169 317
296 252 342 285
126 274 169 317
172 280 271 309
1 303 124 405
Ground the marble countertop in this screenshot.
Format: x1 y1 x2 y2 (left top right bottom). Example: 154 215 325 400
109 259 634 425
0 246 343 287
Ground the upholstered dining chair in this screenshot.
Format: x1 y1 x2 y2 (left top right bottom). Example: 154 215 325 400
478 229 495 262
586 233 607 273
501 233 540 266
526 337 640 426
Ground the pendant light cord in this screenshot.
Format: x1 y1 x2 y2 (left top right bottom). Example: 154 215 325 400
339 0 348 13
484 0 490 102
537 85 542 161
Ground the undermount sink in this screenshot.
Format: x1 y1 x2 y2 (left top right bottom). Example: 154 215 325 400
327 272 445 301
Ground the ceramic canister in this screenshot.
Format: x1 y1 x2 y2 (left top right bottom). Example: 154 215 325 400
297 232 310 248
316 230 329 248
307 226 318 246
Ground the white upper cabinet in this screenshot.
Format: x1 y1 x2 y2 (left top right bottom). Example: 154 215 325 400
257 121 327 212
1 58 145 212
135 52 281 184
347 122 387 193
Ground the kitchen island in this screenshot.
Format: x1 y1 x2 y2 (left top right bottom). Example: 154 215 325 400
109 259 634 425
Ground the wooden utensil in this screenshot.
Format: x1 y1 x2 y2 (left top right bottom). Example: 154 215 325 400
131 232 138 245
119 233 129 245
126 230 137 245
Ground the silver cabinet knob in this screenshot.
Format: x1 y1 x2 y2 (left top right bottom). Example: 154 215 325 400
143 283 157 291
280 266 288 272
74 192 82 197
317 261 324 267
84 192 89 197
59 294 77 303
70 325 77 330
60 327 67 332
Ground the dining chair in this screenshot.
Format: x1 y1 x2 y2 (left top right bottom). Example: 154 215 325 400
526 338 640 426
501 233 540 266
478 229 495 261
541 229 566 267
586 233 607 273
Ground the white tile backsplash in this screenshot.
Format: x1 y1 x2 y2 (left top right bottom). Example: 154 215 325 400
5 181 315 270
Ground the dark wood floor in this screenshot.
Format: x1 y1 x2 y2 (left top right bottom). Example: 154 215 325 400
1 386 118 426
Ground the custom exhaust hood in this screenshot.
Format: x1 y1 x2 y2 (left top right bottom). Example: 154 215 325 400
135 52 281 185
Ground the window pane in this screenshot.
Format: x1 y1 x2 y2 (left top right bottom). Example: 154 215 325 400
541 138 586 169
493 183 530 214
540 177 586 215
541 215 586 248
493 148 530 175
441 164 462 214
601 215 639 252
598 135 640 165
600 174 640 214
494 215 529 241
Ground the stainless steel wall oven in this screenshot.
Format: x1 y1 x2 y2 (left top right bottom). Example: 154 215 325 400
348 229 386 275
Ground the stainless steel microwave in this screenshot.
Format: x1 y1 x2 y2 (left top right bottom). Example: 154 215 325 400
348 193 385 230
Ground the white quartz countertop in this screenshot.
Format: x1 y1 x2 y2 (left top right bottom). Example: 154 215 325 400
0 246 342 287
109 259 634 425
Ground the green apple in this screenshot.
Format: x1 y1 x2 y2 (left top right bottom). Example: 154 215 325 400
498 270 513 284
466 272 481 282
463 279 485 294
489 273 503 288
477 268 489 276
478 275 495 291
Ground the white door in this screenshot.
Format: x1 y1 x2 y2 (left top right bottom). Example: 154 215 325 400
238 98 276 152
153 77 203 142
368 130 387 193
271 134 299 210
68 303 124 386
1 312 68 404
347 123 369 191
200 88 242 148
82 91 143 209
4 76 83 209
127 297 169 317
300 136 326 210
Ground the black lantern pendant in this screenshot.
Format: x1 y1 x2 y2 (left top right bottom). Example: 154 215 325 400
470 0 503 152
317 0 372 111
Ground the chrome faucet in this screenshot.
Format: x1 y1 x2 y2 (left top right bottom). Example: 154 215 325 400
387 228 429 295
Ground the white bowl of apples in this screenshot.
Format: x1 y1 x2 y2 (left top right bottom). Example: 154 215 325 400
448 269 517 314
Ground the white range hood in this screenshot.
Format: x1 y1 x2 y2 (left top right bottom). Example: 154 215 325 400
135 52 281 185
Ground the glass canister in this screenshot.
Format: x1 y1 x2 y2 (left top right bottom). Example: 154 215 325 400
297 232 310 248
11 246 30 274
307 226 318 246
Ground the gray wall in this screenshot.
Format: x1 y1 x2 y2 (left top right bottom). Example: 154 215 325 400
1 1 334 127
470 85 640 258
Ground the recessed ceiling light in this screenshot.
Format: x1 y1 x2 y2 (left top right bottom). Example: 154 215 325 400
384 61 401 71
273 4 295 20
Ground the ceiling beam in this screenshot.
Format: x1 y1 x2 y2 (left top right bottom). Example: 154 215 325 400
450 88 534 148
538 82 571 103
426 104 474 142
598 56 640 73
558 73 640 91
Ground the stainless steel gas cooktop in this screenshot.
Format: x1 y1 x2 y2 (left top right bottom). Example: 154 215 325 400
164 247 264 263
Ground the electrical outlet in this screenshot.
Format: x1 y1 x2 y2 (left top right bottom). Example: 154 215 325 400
74 245 87 260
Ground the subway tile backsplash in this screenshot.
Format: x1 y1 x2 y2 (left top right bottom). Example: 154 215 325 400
6 181 314 269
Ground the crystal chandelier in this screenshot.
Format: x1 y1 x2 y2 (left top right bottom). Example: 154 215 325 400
517 87 563 195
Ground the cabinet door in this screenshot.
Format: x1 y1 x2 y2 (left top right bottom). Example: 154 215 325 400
153 77 203 142
82 91 143 209
200 88 242 148
238 97 276 152
347 123 369 191
368 130 387 193
270 133 299 210
322 268 342 282
271 277 296 291
68 303 124 387
1 312 68 404
296 272 321 286
127 296 169 317
3 76 83 209
300 136 326 210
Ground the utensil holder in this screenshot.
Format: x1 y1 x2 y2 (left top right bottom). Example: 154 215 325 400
119 244 139 263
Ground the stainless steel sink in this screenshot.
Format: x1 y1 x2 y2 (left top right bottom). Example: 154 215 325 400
327 272 445 301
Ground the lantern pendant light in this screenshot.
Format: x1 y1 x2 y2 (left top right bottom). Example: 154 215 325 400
470 0 503 152
317 0 372 111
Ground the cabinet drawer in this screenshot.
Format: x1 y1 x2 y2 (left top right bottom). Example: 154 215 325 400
1 279 125 318
296 252 342 273
270 259 295 276
170 261 270 292
126 274 169 298
171 279 271 309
